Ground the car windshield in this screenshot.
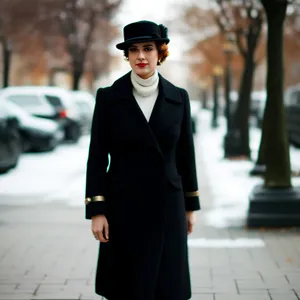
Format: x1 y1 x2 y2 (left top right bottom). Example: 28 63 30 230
7 94 42 108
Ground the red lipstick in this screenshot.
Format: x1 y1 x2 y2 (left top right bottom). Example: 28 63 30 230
137 63 148 68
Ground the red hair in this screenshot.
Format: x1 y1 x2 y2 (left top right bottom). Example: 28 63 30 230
123 42 170 65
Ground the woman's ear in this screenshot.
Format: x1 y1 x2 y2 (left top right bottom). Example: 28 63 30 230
157 52 163 65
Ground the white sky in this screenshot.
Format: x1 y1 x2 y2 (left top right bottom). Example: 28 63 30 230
115 0 190 25
111 0 211 58
100 0 211 86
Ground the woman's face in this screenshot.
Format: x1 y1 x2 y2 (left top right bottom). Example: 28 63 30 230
128 42 159 79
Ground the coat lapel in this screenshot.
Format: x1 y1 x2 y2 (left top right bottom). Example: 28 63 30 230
148 74 183 142
110 72 183 157
111 72 163 157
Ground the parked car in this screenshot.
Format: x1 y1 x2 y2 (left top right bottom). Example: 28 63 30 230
285 85 300 148
0 86 82 143
0 102 22 173
70 90 95 134
2 99 64 152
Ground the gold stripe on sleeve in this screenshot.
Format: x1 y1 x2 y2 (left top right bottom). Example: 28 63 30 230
91 195 105 202
85 195 105 205
184 191 199 197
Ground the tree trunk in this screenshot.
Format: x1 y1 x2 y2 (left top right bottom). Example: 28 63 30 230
202 89 208 109
233 51 256 159
262 0 291 188
3 41 11 88
211 74 220 128
72 69 82 91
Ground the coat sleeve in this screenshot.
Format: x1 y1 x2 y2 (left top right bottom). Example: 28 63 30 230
85 88 109 219
177 88 201 211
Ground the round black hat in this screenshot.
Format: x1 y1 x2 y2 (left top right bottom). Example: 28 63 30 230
116 20 170 50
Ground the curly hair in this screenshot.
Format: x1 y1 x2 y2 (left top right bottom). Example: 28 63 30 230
123 42 170 65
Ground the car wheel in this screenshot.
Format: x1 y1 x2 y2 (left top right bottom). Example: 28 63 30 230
11 131 23 167
45 138 58 151
1 131 23 173
65 124 81 143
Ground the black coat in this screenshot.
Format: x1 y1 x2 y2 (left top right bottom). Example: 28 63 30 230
85 72 200 300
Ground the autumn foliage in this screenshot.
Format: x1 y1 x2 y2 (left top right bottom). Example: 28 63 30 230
185 1 300 90
0 0 122 90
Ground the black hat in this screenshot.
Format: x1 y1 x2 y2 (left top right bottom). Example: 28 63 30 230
116 20 170 50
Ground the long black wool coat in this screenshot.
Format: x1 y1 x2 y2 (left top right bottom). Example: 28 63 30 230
85 71 200 300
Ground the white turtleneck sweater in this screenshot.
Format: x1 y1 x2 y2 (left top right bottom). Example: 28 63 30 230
131 70 159 122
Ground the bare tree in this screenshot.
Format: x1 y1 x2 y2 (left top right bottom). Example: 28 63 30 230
183 1 265 158
213 0 264 159
0 0 42 86
41 0 122 90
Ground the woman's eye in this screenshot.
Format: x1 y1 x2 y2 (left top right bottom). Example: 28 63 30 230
145 47 153 52
129 48 137 52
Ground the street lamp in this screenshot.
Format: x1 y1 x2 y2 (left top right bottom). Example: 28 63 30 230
211 65 223 128
223 40 234 130
222 38 239 158
199 80 209 110
3 39 13 88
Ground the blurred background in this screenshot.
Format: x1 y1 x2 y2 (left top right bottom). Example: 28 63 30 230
1 1 300 299
1 0 300 173
1 0 300 211
0 0 298 94
0 0 300 208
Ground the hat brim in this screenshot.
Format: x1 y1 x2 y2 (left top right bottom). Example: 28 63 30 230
116 37 170 50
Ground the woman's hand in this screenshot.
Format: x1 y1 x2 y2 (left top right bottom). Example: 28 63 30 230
186 211 196 235
91 215 109 242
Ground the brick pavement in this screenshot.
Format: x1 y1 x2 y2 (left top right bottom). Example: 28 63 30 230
0 118 300 299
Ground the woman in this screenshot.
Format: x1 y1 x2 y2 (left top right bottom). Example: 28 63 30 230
85 20 200 300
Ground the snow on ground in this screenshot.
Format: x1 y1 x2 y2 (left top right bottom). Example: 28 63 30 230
0 136 90 203
0 109 299 218
196 110 300 228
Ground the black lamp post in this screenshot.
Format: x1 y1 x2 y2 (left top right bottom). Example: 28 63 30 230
200 81 208 110
3 39 13 88
224 41 233 131
211 65 223 128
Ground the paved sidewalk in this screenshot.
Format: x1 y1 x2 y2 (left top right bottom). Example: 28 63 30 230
0 112 300 300
190 111 300 300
